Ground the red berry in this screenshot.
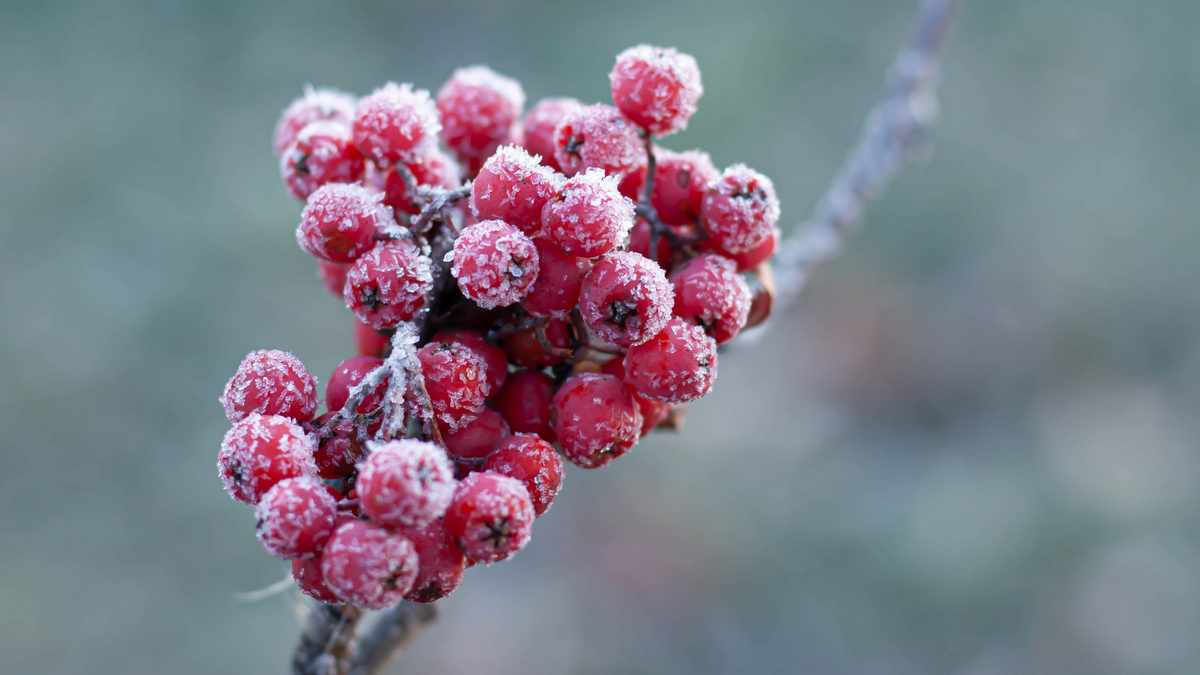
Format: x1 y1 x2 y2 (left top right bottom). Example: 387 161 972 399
501 317 573 368
700 163 780 254
354 320 389 358
326 355 386 415
541 168 635 258
470 145 562 236
311 412 364 479
651 148 718 225
444 471 535 564
358 439 456 528
280 121 365 200
552 373 642 468
318 261 349 299
221 349 319 424
418 341 491 432
382 148 463 216
522 237 592 317
609 45 702 136
491 369 557 441
297 183 392 263
623 318 717 403
274 86 356 157
670 254 752 344
437 66 525 165
451 220 540 309
484 434 564 516
217 414 317 504
432 329 509 394
600 357 673 437
553 103 643 177
522 97 580 171
353 82 440 165
292 554 343 604
343 240 433 329
443 408 510 464
578 251 673 347
254 477 338 560
399 519 467 603
321 520 419 609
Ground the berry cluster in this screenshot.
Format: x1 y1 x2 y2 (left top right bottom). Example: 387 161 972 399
220 44 780 609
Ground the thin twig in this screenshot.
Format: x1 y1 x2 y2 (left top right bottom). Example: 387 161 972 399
348 603 438 675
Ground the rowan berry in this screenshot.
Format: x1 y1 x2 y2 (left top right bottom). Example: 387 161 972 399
431 329 509 394
274 86 356 157
501 317 573 368
521 97 580 171
553 103 643 177
326 355 386 415
600 357 672 437
670 254 752 344
353 82 440 165
318 261 349 299
218 414 317 504
609 45 702 136
417 341 491 432
578 251 673 347
354 321 389 359
280 121 365 200
484 434 564 516
651 148 717 225
399 519 467 603
470 144 561 235
437 66 525 166
522 237 592 317
321 520 419 609
623 318 717 402
541 168 635 257
221 349 318 424
443 471 535 564
700 163 780 254
451 220 540 309
254 477 338 560
551 373 643 468
357 439 456 528
310 412 364 479
343 240 433 329
490 369 557 441
442 408 510 464
297 183 392 263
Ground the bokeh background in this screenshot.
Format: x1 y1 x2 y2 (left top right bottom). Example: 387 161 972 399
3 0 1199 673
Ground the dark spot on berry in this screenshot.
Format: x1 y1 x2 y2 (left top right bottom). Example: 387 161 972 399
607 301 636 329
482 518 511 549
291 151 311 176
675 169 691 189
383 562 409 590
564 134 585 157
413 582 442 603
359 284 380 310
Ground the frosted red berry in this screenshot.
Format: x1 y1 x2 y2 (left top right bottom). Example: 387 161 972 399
578 251 674 347
484 434 564 516
311 411 364 479
700 163 780 254
437 66 525 166
399 519 467 603
490 369 557 441
297 183 392 263
470 144 561 235
451 220 540 309
274 86 357 157
609 45 702 136
671 254 752 344
522 237 592 317
321 520 419 609
432 329 509 394
541 168 635 258
522 97 580 171
600 357 673 437
357 439 456 528
553 103 643 177
221 349 318 424
651 148 718 225
444 471 535 564
280 121 365 200
343 240 433 329
623 317 717 403
254 476 338 560
417 341 491 432
552 373 643 469
292 554 343 604
353 82 440 165
443 408 510 465
710 225 779 271
218 414 317 504
326 355 386 415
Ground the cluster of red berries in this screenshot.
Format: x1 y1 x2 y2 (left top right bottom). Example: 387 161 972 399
218 45 780 609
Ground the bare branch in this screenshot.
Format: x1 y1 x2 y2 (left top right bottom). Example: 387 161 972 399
348 603 438 675
293 603 364 675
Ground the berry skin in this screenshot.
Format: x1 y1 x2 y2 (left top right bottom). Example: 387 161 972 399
432 329 508 394
318 261 349 299
321 520 419 609
292 554 344 604
353 82 440 165
274 86 357 157
609 45 703 136
623 318 717 403
501 317 574 368
451 220 540 309
470 145 562 236
578 251 674 347
650 148 718 225
443 471 535 564
617 157 648 201
343 240 433 329
600 357 673 437
326 355 386 414
297 183 393 263
254 477 338 560
484 434 564 516
357 439 457 528
221 349 319 424
541 168 635 258
521 97 580 171
399 519 467 603
553 103 643 177
708 225 779 272
670 254 752 344
280 121 365 200
354 320 389 358
310 411 364 479
552 374 643 468
218 414 317 504
491 369 557 441
522 237 592 317
700 163 781 255
443 408 510 464
417 341 492 432
437 66 525 166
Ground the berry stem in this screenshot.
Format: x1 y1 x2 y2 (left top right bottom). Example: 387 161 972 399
292 603 363 675
348 602 438 675
634 136 690 253
410 182 472 235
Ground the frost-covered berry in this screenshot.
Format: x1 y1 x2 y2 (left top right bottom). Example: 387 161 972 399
551 373 643 469
451 220 540 309
470 145 562 236
609 45 702 136
292 554 343 604
600 357 673 437
431 329 508 394
671 254 752 344
623 318 717 403
399 519 467 603
491 369 557 441
354 320 389 359
651 148 718 225
343 240 433 329
280 121 365 200
522 97 580 171
444 471 535 564
710 225 778 271
321 520 419 609
217 414 317 504
311 411 364 479
418 341 491 432
484 434 564 516
501 317 573 368
579 251 674 347
437 66 525 166
221 349 319 424
522 237 592 317
353 82 440 165
326 355 386 414
700 163 780 255
297 183 393 263
254 477 338 560
553 103 643 177
541 169 635 258
318 261 349 299
274 86 357 157
357 439 456 528
443 408 510 464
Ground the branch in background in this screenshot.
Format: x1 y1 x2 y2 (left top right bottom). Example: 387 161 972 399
773 0 961 305
348 603 439 675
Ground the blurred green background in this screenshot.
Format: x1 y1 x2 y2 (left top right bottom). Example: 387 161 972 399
3 0 1199 673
